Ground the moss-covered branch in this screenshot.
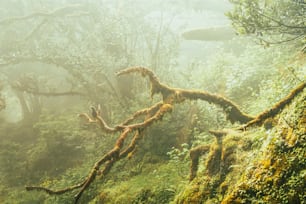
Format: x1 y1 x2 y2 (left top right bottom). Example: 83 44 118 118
238 81 306 130
26 103 172 203
117 66 254 123
190 82 305 182
119 102 164 126
26 67 305 203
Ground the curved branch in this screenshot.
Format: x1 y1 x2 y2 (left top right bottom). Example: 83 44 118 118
116 67 171 99
117 66 254 123
78 102 164 133
238 81 306 130
119 101 164 126
91 106 118 133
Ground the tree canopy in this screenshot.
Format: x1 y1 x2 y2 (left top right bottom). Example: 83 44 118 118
227 0 306 47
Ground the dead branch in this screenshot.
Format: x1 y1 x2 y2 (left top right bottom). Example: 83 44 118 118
78 102 164 133
116 67 171 99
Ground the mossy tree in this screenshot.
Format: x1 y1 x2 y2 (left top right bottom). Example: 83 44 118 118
25 66 305 203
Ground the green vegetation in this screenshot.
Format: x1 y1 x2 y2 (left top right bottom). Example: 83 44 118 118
0 0 305 203
227 0 306 47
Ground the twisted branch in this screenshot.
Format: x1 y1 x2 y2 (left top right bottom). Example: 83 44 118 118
26 102 172 203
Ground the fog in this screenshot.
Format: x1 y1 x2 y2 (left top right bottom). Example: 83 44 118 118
0 0 304 203
0 0 237 123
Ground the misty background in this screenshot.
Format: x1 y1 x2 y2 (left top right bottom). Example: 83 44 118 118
0 0 304 203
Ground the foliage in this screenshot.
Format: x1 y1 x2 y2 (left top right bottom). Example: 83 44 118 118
167 143 190 162
167 143 190 178
227 0 306 47
0 109 104 203
0 141 28 185
90 161 183 204
28 112 88 179
222 91 306 203
183 43 304 115
175 90 306 204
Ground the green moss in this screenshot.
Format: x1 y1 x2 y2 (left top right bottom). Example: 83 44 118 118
222 91 306 203
90 162 185 204
175 91 305 204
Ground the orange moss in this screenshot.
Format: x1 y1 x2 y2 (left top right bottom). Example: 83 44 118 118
261 159 271 169
159 103 173 114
